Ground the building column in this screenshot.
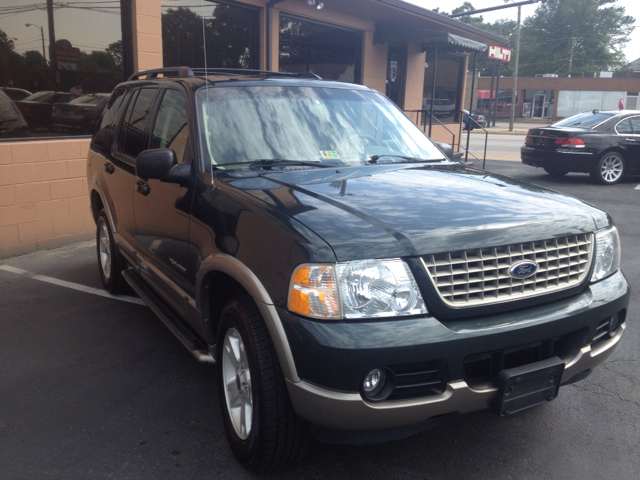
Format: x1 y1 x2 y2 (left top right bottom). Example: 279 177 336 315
132 0 163 72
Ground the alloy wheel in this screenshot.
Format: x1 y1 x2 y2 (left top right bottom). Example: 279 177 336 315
600 154 624 183
99 222 111 279
222 328 253 439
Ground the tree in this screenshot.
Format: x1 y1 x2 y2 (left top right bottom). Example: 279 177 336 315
518 0 635 76
106 40 123 70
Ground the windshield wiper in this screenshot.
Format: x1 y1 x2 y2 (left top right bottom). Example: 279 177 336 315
213 159 333 169
367 154 447 164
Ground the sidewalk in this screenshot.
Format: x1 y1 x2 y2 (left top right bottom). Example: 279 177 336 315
470 119 553 135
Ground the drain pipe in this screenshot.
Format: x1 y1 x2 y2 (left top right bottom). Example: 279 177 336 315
267 0 285 71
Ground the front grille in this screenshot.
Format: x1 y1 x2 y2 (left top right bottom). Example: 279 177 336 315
421 234 593 307
387 361 448 401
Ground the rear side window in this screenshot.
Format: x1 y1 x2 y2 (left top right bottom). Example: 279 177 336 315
629 116 640 134
617 119 633 134
150 89 189 164
120 88 158 159
93 87 129 153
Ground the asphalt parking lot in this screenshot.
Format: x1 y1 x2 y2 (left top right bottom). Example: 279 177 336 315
1 160 638 480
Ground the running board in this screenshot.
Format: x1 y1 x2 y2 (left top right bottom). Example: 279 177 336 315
122 268 215 364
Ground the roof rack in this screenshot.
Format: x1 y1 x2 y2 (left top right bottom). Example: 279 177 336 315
128 67 195 81
190 68 322 80
128 66 322 81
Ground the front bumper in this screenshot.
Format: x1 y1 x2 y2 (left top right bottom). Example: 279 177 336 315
282 271 629 430
287 323 624 430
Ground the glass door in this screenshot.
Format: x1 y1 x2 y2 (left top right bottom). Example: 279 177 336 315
533 94 545 118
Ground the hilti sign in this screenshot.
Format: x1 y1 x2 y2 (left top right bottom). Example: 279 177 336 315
488 46 512 62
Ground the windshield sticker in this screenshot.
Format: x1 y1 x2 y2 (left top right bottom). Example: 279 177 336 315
320 150 340 160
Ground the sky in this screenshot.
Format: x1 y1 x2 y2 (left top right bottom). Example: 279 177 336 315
407 0 640 62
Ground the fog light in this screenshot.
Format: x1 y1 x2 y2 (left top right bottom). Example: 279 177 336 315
608 312 621 338
363 368 386 396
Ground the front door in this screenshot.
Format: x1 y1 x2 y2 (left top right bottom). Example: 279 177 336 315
533 94 545 118
386 45 407 108
133 86 195 316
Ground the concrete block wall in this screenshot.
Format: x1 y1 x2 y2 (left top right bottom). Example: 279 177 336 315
0 139 94 259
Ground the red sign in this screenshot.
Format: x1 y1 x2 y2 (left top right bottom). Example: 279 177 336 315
55 39 80 63
488 45 512 62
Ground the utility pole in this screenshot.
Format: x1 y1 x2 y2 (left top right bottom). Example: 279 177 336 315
508 4 521 132
567 37 576 78
25 24 46 62
46 0 58 88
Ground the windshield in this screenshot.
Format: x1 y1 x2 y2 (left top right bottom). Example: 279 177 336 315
197 85 445 167
551 112 614 129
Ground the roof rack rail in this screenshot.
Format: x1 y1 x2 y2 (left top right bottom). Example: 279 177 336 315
128 67 195 81
189 68 322 80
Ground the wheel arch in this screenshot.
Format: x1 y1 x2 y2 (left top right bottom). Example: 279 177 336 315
196 253 300 382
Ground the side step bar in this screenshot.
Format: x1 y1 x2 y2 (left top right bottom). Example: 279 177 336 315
122 268 215 364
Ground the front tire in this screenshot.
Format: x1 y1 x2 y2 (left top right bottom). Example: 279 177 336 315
217 296 309 472
591 152 625 185
96 209 126 293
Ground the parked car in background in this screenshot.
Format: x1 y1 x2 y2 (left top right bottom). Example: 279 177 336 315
422 98 455 117
463 109 486 130
0 89 30 139
15 91 79 131
1 87 32 101
521 110 640 184
52 93 110 133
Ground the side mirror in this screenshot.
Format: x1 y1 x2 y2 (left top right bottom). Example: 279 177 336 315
136 148 177 181
434 142 453 161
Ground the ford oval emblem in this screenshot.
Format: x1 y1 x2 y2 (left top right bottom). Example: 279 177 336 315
509 261 538 279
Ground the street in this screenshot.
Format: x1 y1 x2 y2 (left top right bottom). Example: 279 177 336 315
1 144 639 479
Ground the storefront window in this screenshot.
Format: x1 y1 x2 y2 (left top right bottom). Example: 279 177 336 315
422 52 465 124
279 15 362 83
0 0 126 140
161 1 259 70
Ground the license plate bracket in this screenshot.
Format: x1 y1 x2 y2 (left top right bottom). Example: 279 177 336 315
491 356 564 416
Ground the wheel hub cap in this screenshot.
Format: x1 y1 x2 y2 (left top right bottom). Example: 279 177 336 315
222 328 252 439
99 223 111 279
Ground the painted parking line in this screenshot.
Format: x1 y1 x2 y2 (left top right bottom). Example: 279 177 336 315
636 184 640 190
0 265 146 306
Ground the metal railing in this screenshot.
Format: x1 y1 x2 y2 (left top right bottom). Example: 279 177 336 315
404 109 490 170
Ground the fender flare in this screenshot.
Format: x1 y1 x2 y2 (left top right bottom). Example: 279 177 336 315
196 253 300 383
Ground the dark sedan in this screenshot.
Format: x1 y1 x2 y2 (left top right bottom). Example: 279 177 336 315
521 110 640 184
463 109 486 130
15 91 79 131
51 93 109 133
1 87 32 101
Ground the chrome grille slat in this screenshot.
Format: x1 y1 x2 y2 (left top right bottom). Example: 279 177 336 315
421 234 593 307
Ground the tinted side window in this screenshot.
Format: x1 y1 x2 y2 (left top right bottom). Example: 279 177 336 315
121 88 158 159
150 89 189 164
93 87 129 152
617 119 633 134
629 116 640 134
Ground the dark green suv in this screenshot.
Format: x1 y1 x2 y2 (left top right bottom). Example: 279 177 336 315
88 67 630 472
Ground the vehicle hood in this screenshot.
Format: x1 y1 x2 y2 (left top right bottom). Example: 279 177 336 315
225 165 610 261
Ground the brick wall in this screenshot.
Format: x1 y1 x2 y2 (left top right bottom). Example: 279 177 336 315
0 139 93 259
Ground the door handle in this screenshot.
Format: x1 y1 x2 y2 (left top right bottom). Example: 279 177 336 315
136 180 150 196
104 162 115 174
625 138 636 142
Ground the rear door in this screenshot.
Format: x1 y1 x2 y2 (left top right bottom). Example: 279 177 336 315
133 85 195 317
626 116 640 173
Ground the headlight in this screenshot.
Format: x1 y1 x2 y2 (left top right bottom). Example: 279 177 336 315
288 259 427 320
590 227 621 282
